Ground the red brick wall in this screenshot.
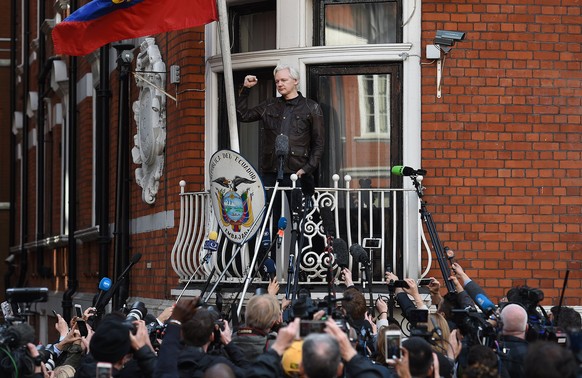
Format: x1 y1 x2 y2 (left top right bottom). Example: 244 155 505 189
127 28 208 299
421 1 581 305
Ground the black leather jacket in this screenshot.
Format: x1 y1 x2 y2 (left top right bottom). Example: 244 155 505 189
236 87 325 175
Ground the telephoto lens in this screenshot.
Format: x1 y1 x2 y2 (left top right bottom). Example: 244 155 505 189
123 301 148 333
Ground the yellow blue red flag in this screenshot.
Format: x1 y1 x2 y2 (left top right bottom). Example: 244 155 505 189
52 0 218 56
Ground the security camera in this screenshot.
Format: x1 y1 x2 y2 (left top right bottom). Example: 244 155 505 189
433 37 454 46
436 30 465 41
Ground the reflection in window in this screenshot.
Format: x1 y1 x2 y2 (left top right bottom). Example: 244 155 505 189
318 1 400 45
359 75 390 137
314 70 398 188
230 2 276 53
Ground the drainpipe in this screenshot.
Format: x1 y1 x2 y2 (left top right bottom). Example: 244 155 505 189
96 45 111 281
6 0 18 292
62 0 79 322
36 0 46 278
17 0 31 288
112 44 134 310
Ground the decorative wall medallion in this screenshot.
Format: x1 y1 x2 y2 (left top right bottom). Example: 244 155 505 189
132 37 166 204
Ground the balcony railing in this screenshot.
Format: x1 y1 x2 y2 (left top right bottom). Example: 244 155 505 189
171 175 432 296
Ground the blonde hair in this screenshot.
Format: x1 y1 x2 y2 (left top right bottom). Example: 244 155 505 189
427 312 451 355
244 294 280 332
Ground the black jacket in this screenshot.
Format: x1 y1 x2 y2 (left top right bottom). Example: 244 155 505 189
236 88 325 175
497 335 528 378
177 343 249 378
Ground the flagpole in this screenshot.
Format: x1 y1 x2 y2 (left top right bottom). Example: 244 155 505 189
216 0 240 152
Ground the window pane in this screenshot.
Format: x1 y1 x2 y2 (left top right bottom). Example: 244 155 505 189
323 2 399 45
231 2 276 53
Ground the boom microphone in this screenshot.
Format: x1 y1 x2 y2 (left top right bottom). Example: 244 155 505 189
333 238 349 269
390 165 427 177
320 205 335 238
475 293 496 316
275 134 289 180
0 323 35 348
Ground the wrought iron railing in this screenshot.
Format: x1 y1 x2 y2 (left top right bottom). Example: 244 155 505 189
171 175 430 293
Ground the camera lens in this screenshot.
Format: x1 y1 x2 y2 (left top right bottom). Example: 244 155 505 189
126 301 147 322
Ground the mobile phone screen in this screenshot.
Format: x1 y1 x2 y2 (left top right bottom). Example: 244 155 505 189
299 320 326 338
385 331 401 362
75 304 83 318
96 362 112 378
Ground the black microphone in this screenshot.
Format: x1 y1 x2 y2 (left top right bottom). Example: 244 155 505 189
390 165 427 177
262 258 276 280
275 134 289 181
277 217 288 248
333 238 349 269
300 174 315 198
0 323 35 348
349 243 369 265
320 205 335 238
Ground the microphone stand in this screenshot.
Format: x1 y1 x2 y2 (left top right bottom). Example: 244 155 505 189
410 175 457 294
175 250 216 302
94 255 142 322
325 235 335 316
236 180 282 317
285 179 301 299
290 183 315 301
229 233 279 319
203 205 268 304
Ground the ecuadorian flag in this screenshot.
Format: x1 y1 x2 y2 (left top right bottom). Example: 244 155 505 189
53 0 218 56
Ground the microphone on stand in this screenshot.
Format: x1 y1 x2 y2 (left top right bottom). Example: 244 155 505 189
275 134 289 181
333 238 349 269
262 258 276 280
277 217 288 249
94 277 112 308
202 231 219 264
390 165 427 177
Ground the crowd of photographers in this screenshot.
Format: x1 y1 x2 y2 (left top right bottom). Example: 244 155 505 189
1 250 581 378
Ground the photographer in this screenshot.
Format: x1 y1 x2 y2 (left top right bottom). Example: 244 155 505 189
177 306 250 378
230 294 281 361
75 313 156 378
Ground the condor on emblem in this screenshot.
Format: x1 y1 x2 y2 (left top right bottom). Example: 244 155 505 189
209 150 266 243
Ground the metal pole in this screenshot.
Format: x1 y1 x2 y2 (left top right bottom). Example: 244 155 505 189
216 0 239 152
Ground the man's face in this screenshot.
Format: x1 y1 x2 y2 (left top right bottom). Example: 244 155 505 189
275 68 298 99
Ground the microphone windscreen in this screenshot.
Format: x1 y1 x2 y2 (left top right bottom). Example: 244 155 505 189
275 134 289 157
320 206 335 237
278 217 288 231
475 293 495 314
300 175 315 197
349 243 369 264
98 277 112 291
5 323 36 347
131 253 143 264
333 238 349 268
263 258 276 274
390 165 414 176
261 230 271 249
